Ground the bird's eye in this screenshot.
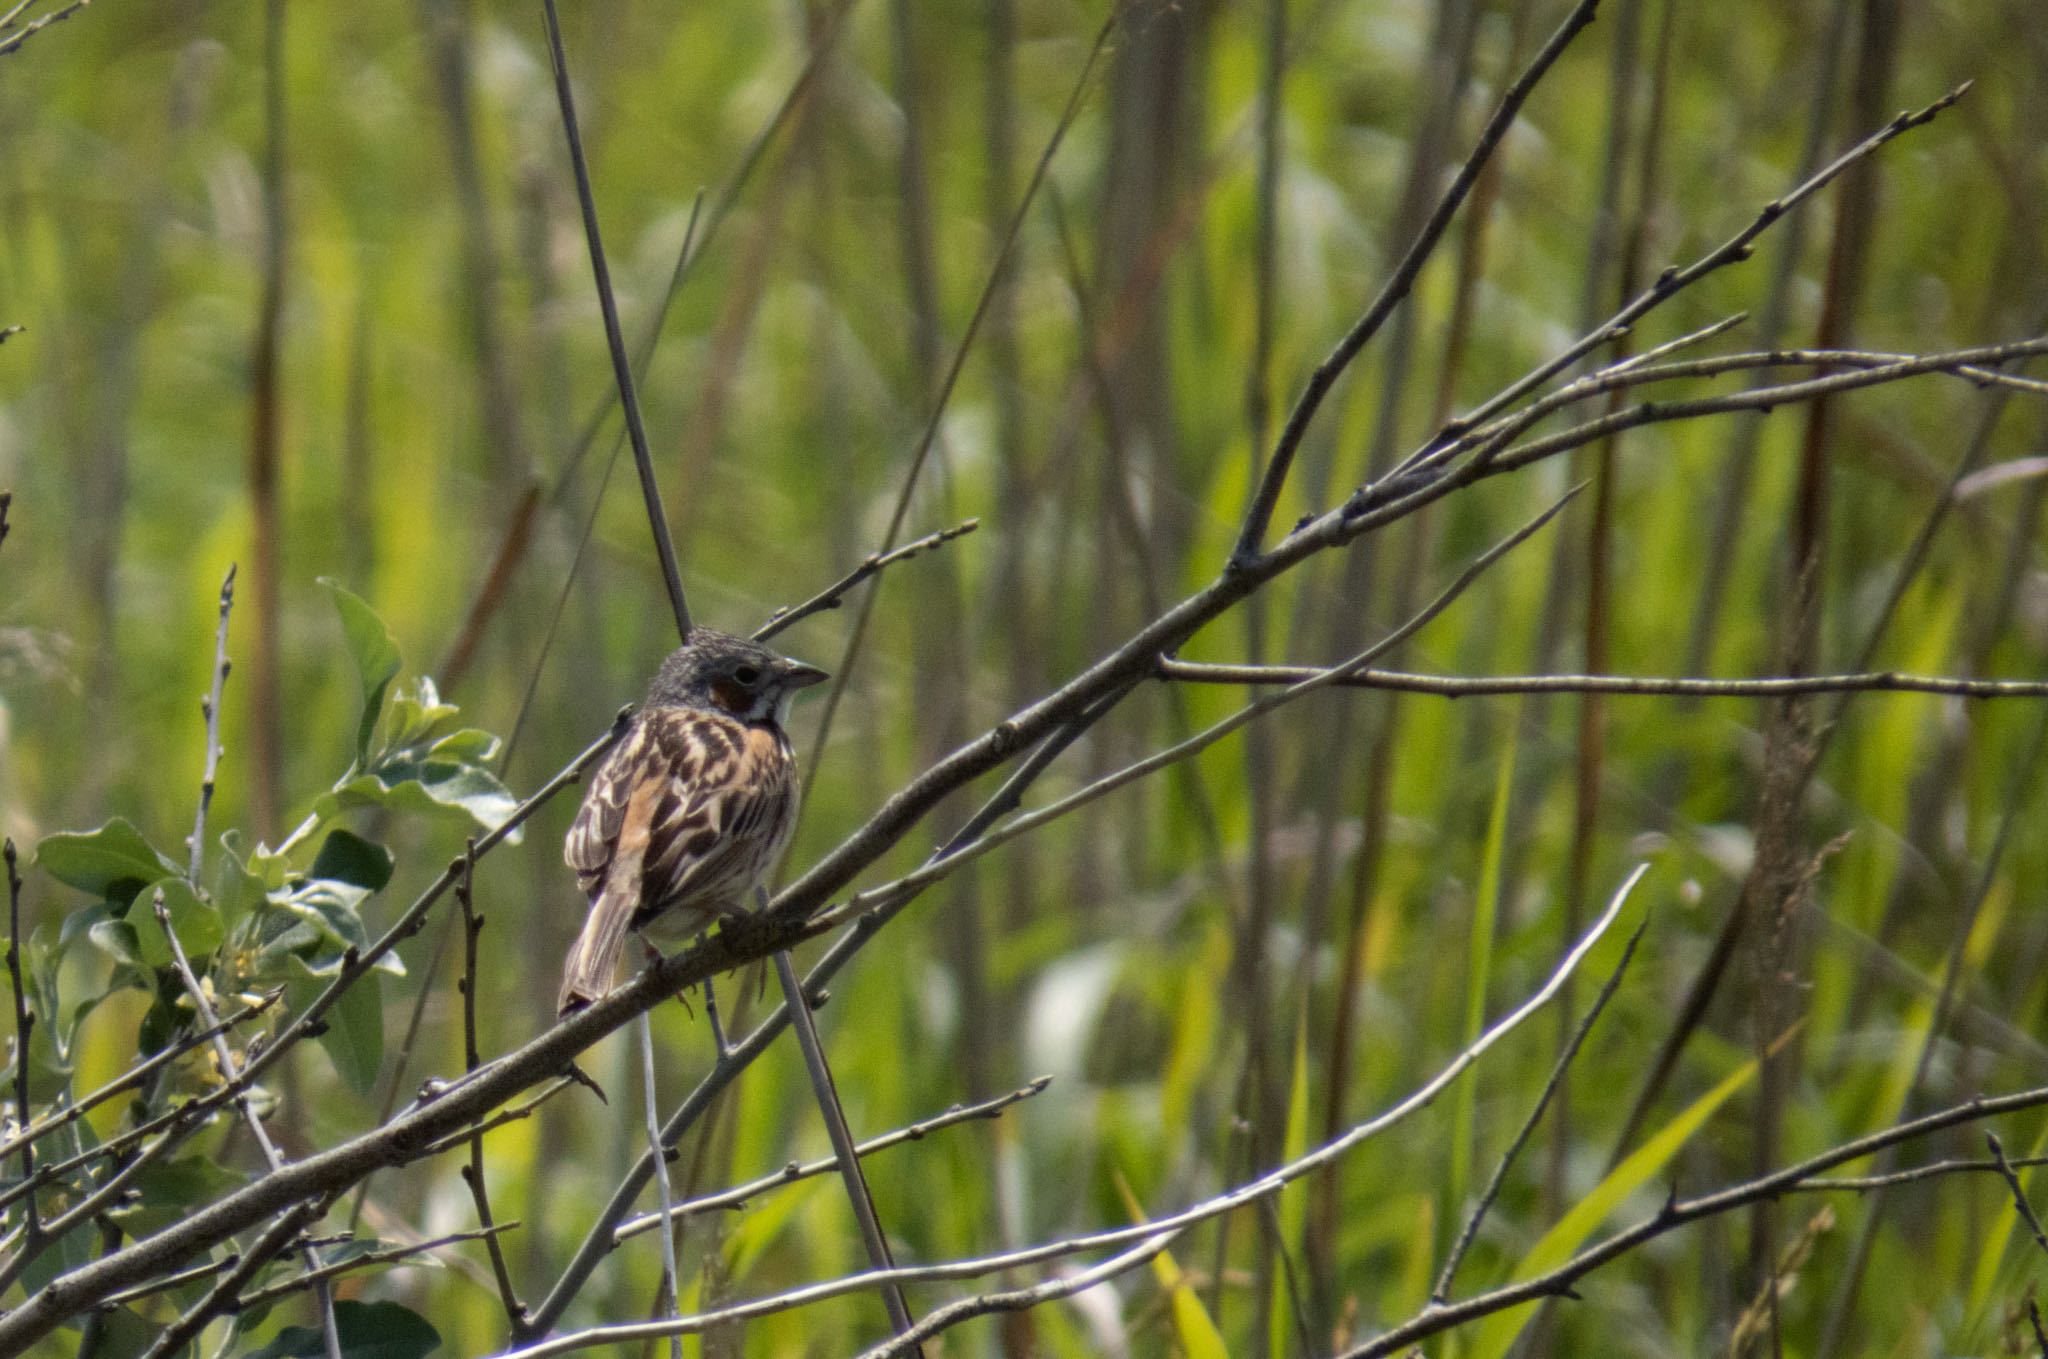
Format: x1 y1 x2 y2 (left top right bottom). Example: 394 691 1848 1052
733 664 762 686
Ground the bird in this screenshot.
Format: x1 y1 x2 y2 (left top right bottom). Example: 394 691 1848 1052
557 628 828 1016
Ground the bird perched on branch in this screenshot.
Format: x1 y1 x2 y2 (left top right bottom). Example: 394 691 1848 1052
557 628 828 1015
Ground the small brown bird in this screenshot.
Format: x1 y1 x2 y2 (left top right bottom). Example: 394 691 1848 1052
557 628 828 1015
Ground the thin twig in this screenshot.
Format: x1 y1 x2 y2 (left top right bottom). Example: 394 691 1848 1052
819 487 1582 930
1320 339 2048 555
492 873 1637 1358
1433 914 1649 1302
850 1231 1181 1359
0 0 84 58
187 563 235 885
133 1201 321 1359
1232 0 1601 561
801 8 1116 782
455 841 527 1327
638 1010 684 1359
1157 662 2048 700
1386 82 1972 488
413 1078 581 1160
235 1222 520 1312
754 520 979 642
1340 1090 2048 1356
151 889 341 1359
1790 1153 2048 1192
1416 335 2048 485
0 991 279 1168
537 0 690 636
502 1230 1182 1359
1986 1133 2048 1262
615 1076 1051 1243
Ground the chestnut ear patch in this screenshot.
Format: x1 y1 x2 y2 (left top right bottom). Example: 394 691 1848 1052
710 678 753 715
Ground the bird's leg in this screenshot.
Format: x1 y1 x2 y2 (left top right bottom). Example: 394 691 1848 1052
641 937 699 1020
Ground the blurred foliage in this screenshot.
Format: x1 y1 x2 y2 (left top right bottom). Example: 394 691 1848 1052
2 0 2048 1354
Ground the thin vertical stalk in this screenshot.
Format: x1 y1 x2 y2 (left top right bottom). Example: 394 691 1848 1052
247 0 288 843
537 0 692 638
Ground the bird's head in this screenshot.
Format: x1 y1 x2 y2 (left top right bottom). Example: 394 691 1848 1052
646 628 829 725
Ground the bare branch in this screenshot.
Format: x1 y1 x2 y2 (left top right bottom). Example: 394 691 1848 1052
1158 662 2048 701
0 0 84 58
236 1222 519 1313
849 1231 1181 1359
1340 1083 2048 1357
818 487 1580 931
134 1200 324 1359
1987 1133 2048 1263
498 870 1638 1357
456 842 527 1328
1387 81 1972 487
615 1076 1051 1243
1433 914 1648 1303
1233 0 1602 561
151 888 342 1359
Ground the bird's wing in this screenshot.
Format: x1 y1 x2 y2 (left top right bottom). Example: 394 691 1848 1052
563 717 664 895
633 709 796 926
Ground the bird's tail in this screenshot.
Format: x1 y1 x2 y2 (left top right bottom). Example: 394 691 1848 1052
558 888 634 1015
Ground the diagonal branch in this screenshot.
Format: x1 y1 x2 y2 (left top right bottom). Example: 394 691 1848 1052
754 519 979 643
1232 0 1601 562
1157 662 2048 701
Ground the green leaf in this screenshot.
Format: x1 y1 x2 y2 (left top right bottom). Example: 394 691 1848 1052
244 1300 440 1359
315 762 519 838
277 877 371 954
425 726 500 764
310 828 394 893
60 901 120 956
321 578 403 765
131 879 224 972
34 820 179 906
288 958 382 1095
1468 1051 1761 1359
214 847 271 928
86 918 146 970
382 678 461 750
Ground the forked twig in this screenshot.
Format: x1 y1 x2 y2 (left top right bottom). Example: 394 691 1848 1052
455 842 527 1327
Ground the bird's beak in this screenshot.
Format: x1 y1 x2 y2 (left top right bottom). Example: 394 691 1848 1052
780 660 830 689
